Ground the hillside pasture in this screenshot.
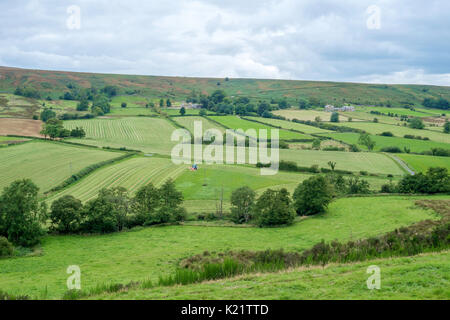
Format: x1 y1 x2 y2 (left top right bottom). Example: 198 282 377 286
333 121 450 144
279 148 404 175
64 117 178 155
273 109 354 122
246 117 332 134
0 141 120 193
396 154 450 173
0 195 440 299
209 116 313 141
0 94 40 118
173 116 226 135
322 132 450 153
46 156 185 203
162 108 216 116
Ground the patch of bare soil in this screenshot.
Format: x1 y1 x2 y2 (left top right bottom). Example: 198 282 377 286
0 118 43 138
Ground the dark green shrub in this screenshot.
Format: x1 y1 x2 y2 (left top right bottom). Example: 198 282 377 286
293 176 333 216
49 195 83 234
254 189 295 227
381 146 403 153
0 236 13 257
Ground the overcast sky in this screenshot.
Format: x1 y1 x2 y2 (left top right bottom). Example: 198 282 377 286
1 0 449 85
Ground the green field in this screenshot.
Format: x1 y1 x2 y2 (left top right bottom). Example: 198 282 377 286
163 108 216 116
279 149 404 175
246 117 332 134
396 154 450 173
109 95 157 116
0 196 441 299
64 117 178 155
0 93 40 118
273 109 354 122
93 251 450 300
361 106 443 117
175 164 305 201
46 156 185 204
209 116 313 141
173 116 226 134
333 121 450 144
0 141 120 193
322 132 450 153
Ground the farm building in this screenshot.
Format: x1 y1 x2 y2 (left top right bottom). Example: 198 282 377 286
324 105 355 112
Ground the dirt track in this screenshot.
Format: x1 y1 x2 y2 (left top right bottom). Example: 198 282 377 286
0 118 43 137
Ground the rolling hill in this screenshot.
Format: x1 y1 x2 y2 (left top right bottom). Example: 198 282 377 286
1 66 450 107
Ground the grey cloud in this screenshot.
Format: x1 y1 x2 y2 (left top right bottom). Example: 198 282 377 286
0 0 449 85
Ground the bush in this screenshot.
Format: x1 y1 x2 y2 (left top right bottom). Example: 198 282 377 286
347 177 371 194
49 195 83 234
254 189 295 227
409 118 425 129
293 176 333 216
397 167 450 194
380 131 394 137
380 183 396 193
0 179 46 247
0 236 14 257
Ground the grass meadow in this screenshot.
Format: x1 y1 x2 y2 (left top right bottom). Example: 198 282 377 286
64 117 178 155
279 149 404 175
321 132 450 153
246 117 332 134
46 156 186 204
333 121 450 144
92 251 449 300
0 196 442 299
0 141 120 193
209 116 313 141
396 154 450 173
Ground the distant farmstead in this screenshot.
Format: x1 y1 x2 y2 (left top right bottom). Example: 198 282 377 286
324 105 355 112
180 102 202 109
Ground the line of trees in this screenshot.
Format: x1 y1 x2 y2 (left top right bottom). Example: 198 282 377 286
229 174 371 227
186 89 286 118
40 118 85 139
381 167 450 194
0 179 186 251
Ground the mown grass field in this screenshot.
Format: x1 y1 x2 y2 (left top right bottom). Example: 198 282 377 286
0 196 442 299
93 251 450 300
46 156 185 204
279 149 404 175
0 141 120 194
173 116 226 134
321 132 450 153
64 117 178 155
209 116 313 141
246 117 332 134
396 154 450 173
333 121 450 143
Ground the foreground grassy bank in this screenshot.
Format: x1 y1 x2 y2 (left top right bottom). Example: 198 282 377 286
90 251 450 300
0 195 444 299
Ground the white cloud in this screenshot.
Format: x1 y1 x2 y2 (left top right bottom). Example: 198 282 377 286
357 69 450 86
